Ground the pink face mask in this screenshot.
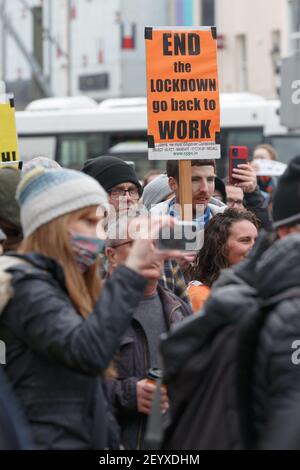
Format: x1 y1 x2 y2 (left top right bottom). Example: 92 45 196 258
69 232 105 272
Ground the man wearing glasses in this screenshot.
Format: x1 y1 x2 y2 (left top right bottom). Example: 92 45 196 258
104 215 192 450
225 177 272 230
82 155 143 214
225 185 245 211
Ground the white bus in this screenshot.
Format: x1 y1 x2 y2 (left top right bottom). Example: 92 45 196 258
16 93 300 178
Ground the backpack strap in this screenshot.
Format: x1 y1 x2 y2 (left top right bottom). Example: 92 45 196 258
261 287 300 308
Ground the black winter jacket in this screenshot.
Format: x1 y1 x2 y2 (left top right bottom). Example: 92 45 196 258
0 252 147 450
105 285 192 450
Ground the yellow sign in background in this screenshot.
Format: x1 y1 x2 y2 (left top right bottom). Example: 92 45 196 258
0 98 20 168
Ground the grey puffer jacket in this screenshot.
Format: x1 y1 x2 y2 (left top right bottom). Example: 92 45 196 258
215 232 300 449
252 233 300 449
0 252 147 450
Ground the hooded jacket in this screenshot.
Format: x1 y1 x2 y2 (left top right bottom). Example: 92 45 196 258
214 232 300 449
0 252 147 450
252 233 300 449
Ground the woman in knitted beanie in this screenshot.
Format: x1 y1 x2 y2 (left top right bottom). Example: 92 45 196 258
0 167 181 450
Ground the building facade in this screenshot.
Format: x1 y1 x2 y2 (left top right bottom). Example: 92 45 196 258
216 0 293 98
0 0 171 107
0 0 299 108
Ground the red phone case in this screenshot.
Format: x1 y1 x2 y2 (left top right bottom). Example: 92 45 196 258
229 146 249 184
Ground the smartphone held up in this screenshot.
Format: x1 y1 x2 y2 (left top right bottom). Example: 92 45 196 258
229 146 249 184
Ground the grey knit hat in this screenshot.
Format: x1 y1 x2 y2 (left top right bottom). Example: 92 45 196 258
142 174 173 210
22 156 61 177
16 167 108 238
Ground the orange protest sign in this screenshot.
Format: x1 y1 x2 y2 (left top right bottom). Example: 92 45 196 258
145 27 220 160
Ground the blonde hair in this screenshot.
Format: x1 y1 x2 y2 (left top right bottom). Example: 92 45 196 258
254 144 278 161
19 206 102 319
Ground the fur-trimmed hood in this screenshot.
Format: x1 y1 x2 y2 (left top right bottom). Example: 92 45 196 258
0 257 23 315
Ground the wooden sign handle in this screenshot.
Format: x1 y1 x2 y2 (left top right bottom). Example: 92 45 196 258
179 160 192 221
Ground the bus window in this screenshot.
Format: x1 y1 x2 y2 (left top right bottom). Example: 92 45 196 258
18 136 57 162
106 141 165 178
108 131 147 149
268 135 300 164
57 133 106 169
109 153 165 179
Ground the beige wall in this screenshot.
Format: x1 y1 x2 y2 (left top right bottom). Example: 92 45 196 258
215 0 290 97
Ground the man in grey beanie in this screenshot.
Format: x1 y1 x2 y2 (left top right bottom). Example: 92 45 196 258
142 174 174 211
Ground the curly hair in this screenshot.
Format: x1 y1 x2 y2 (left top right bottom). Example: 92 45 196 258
187 209 259 287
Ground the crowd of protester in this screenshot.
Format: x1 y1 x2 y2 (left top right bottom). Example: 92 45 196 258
0 145 300 451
